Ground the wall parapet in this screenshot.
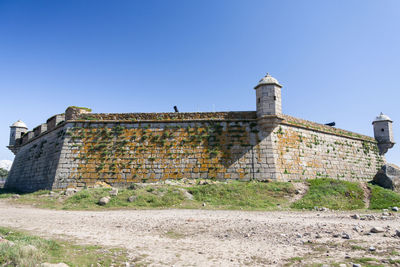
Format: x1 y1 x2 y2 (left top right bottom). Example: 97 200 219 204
280 114 376 143
76 111 258 121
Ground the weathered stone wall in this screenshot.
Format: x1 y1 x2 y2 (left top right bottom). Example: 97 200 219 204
5 126 66 192
5 110 386 192
273 119 384 181
53 120 273 188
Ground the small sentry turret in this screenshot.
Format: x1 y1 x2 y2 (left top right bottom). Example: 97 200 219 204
8 120 28 155
9 120 28 147
373 113 395 155
254 73 282 117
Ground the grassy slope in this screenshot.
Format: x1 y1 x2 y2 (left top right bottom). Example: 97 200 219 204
0 181 296 211
2 179 400 211
0 227 127 267
291 178 365 210
369 184 400 209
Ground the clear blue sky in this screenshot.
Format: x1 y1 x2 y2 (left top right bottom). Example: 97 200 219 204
1 0 399 164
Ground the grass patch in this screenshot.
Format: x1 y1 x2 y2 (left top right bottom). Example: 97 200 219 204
0 226 127 267
291 178 365 210
369 184 400 209
187 181 295 210
0 181 295 211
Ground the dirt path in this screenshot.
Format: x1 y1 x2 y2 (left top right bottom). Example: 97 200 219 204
360 182 372 209
0 200 399 266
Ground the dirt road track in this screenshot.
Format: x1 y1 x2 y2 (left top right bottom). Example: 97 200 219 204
0 200 399 266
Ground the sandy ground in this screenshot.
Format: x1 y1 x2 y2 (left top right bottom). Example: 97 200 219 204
0 200 399 266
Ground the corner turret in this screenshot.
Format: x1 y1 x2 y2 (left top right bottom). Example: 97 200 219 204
254 73 282 117
8 120 28 154
373 113 395 155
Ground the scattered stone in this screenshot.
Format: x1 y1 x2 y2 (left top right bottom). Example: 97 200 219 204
373 164 400 193
321 265 329 267
369 246 376 251
395 230 400 237
392 206 399 212
370 227 385 233
41 263 69 267
351 214 360 219
339 264 347 267
127 196 137 202
202 203 206 207
98 196 111 206
341 233 351 239
296 233 302 238
352 264 361 267
382 212 390 216
11 194 20 199
109 188 118 196
333 233 340 238
295 189 302 194
183 191 194 200
94 181 112 188
64 188 77 196
316 233 322 239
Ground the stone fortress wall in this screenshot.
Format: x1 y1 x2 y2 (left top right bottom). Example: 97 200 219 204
5 74 394 192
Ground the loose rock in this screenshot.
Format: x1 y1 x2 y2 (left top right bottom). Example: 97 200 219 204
99 196 111 206
370 227 385 233
109 188 118 196
392 206 399 212
341 233 351 239
128 196 137 202
183 190 194 200
65 188 77 196
395 230 400 237
369 246 376 251
373 164 400 193
11 194 20 199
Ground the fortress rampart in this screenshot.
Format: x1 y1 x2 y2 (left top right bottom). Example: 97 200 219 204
5 74 394 192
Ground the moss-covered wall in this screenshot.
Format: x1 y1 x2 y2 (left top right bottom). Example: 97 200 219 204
53 120 274 188
6 110 386 192
274 124 384 181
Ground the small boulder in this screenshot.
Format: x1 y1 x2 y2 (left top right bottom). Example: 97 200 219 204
341 233 351 239
182 190 194 200
11 194 20 199
395 230 400 237
373 164 400 193
392 206 399 212
369 246 376 251
370 227 385 233
64 188 77 196
128 196 137 202
98 196 111 206
109 188 118 196
94 181 112 188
